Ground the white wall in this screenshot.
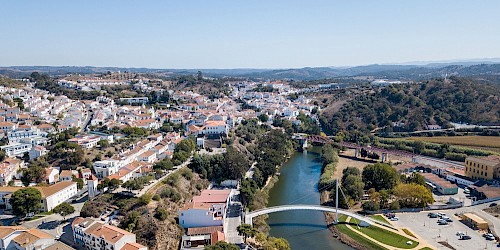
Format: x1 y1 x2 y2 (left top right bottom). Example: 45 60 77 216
179 209 223 228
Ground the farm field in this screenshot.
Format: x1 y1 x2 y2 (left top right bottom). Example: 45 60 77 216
406 136 500 153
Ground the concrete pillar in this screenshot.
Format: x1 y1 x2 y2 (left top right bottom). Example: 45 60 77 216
381 153 388 162
354 148 358 158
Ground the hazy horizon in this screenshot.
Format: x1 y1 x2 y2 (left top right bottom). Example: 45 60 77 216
2 1 500 68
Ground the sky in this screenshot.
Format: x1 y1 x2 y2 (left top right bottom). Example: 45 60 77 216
1 0 500 69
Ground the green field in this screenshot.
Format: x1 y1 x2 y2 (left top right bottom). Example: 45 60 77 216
336 215 388 250
370 214 390 224
407 136 500 153
350 218 419 249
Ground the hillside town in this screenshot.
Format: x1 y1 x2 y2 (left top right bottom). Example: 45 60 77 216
0 76 324 250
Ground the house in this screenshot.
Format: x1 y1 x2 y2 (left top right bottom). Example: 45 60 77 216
29 145 47 160
118 97 149 105
0 122 17 133
68 134 101 149
0 142 31 157
72 217 147 250
10 228 56 250
137 151 157 163
45 167 60 184
180 226 225 249
0 158 23 186
93 160 121 179
202 121 228 135
60 170 74 182
0 181 78 212
36 124 56 134
425 124 442 130
0 226 59 250
178 189 232 230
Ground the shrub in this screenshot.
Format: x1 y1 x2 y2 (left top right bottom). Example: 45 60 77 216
155 208 168 221
152 194 160 201
139 193 153 205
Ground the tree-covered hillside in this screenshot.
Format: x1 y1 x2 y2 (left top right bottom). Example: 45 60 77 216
320 77 500 135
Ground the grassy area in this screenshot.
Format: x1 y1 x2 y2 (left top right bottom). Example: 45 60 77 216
350 218 419 249
402 228 417 238
407 136 500 152
336 215 388 250
370 214 390 224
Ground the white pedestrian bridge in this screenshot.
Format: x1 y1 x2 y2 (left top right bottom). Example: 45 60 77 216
244 204 380 228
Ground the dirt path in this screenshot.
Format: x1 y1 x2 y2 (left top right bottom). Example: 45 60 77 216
334 149 372 179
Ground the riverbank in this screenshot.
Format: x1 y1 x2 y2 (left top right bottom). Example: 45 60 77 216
266 149 353 249
319 148 373 250
320 191 373 250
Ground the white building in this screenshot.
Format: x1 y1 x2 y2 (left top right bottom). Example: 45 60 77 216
0 143 32 157
72 217 147 250
202 121 228 135
178 190 231 230
29 145 47 160
68 134 101 149
0 227 57 250
0 181 78 212
93 159 121 179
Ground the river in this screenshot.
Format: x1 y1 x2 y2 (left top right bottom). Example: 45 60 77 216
267 149 354 250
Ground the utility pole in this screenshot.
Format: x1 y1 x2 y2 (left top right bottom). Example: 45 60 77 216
335 178 339 224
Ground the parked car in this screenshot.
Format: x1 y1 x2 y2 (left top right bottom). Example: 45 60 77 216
428 213 438 218
456 232 465 236
442 216 453 222
438 220 448 225
483 233 494 238
486 235 495 241
437 212 446 218
390 217 399 221
459 235 471 240
489 203 497 207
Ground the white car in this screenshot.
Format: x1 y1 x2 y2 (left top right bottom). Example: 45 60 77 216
390 217 399 221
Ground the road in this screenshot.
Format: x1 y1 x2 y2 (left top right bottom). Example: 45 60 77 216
80 103 93 132
122 157 192 197
20 194 88 247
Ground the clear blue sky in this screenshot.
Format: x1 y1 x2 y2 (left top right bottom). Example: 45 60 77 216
1 0 499 68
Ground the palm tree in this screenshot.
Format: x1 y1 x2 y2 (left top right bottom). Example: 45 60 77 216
237 224 255 244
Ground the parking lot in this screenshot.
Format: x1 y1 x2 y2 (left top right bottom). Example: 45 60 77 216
391 211 498 250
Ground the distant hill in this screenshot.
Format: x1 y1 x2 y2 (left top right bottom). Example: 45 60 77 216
319 77 500 135
1 62 500 81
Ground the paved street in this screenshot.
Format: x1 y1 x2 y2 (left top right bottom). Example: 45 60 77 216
391 207 499 250
225 199 244 244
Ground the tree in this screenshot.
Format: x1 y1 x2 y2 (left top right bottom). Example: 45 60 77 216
258 113 269 123
98 140 110 148
362 163 398 191
153 158 173 171
394 183 433 208
10 188 42 216
0 150 5 162
265 237 291 250
52 202 75 219
321 144 339 166
405 173 426 186
237 224 255 243
204 241 239 250
20 166 46 186
72 176 84 189
108 179 121 189
342 174 364 201
224 146 250 180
